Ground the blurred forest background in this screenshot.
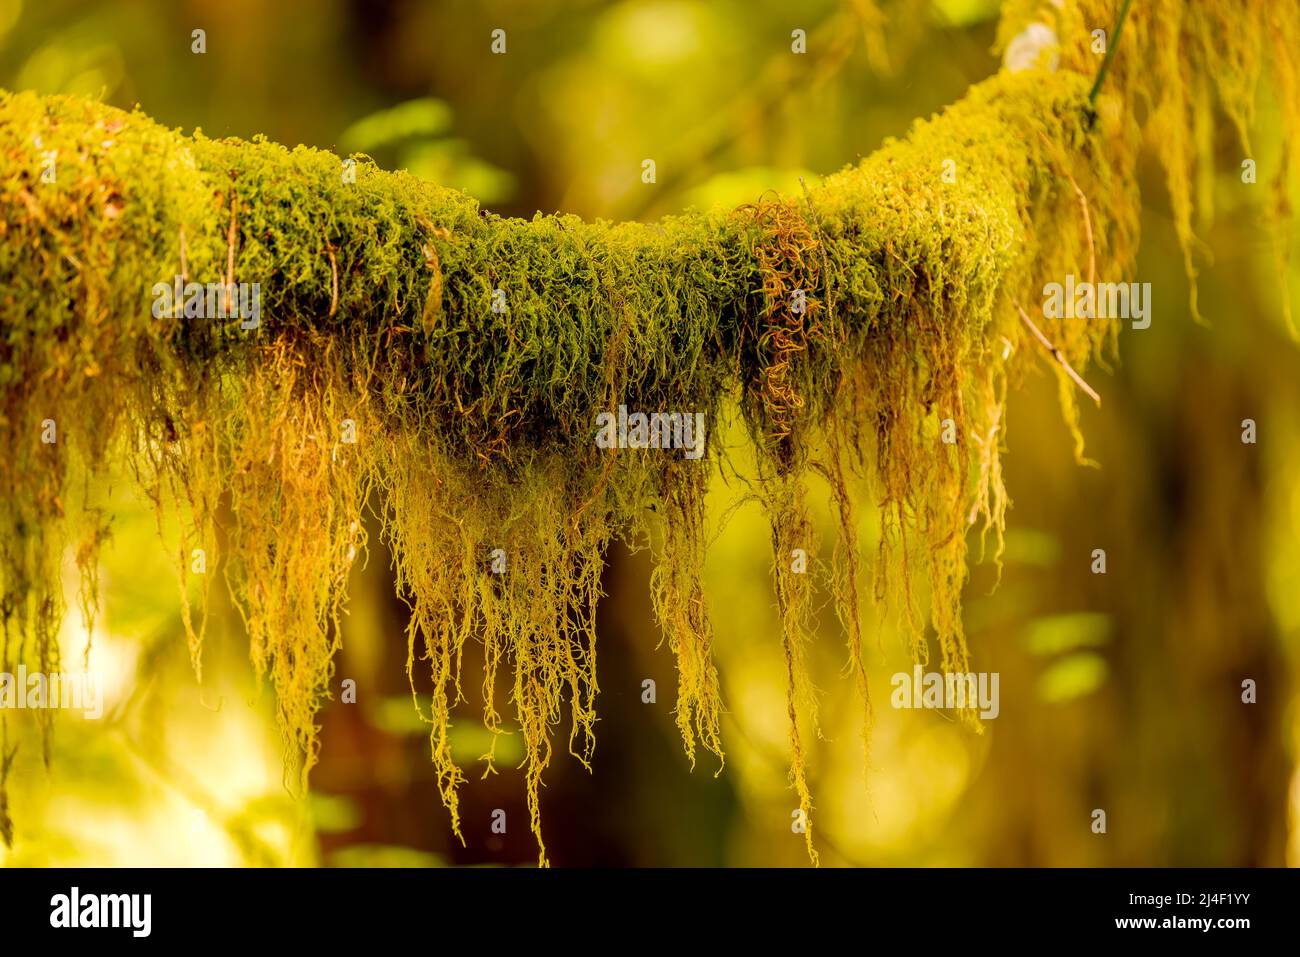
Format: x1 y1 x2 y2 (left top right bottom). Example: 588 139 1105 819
1 0 1298 867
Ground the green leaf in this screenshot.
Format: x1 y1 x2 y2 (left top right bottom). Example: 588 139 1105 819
338 98 452 153
1036 652 1108 703
1022 612 1111 657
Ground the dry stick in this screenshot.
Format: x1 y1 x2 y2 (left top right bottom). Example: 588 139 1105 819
1014 300 1101 406
1073 175 1096 290
413 214 448 332
326 244 339 318
1038 131 1096 288
224 188 238 315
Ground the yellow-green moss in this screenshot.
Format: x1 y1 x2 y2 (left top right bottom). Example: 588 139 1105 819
0 69 1137 863
2 0 1295 863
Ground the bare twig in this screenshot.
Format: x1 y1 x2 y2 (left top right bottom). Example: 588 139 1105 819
1037 131 1095 288
326 243 338 318
224 187 239 315
1014 300 1101 406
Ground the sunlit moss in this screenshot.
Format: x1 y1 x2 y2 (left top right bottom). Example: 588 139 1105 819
1 0 1295 864
997 0 1300 329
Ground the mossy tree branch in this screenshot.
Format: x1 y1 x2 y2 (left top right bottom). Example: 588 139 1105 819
4 0 1294 864
0 70 1118 863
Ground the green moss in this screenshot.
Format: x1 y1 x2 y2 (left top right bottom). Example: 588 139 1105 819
2 0 1294 861
0 70 1115 862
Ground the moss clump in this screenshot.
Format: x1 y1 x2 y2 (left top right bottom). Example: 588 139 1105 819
2 0 1295 862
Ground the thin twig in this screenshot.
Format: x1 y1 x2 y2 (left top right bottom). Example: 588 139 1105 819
1037 132 1095 288
1014 300 1101 406
1088 0 1135 105
326 244 338 318
1073 175 1096 289
224 187 239 315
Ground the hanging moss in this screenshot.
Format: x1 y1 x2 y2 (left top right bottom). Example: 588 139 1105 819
1 0 1296 864
997 0 1300 329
